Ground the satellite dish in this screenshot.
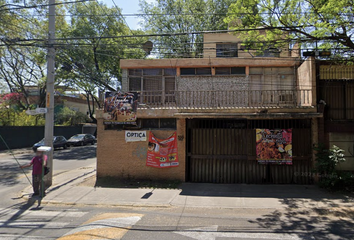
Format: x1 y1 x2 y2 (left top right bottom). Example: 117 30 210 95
142 41 153 55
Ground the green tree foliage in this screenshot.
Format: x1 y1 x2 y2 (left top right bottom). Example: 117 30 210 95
0 93 45 126
140 0 236 58
56 1 147 122
0 109 45 126
57 1 146 88
55 106 90 126
0 0 68 109
224 0 354 57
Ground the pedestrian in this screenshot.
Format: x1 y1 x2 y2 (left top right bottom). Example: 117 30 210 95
20 150 47 196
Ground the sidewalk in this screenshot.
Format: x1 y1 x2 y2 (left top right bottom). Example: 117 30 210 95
0 147 33 157
21 165 354 210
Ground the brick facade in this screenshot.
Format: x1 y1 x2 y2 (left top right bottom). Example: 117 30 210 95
97 115 186 181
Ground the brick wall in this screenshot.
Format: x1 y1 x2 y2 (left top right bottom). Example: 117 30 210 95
97 118 186 181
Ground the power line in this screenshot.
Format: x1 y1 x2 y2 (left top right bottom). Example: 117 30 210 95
14 12 354 17
111 0 135 36
0 0 95 11
2 27 308 43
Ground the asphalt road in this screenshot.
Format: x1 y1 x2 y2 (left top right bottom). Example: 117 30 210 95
0 145 353 240
0 145 96 207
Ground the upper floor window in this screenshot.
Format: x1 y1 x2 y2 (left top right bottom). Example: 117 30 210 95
180 68 211 76
128 68 176 92
215 67 246 75
255 46 281 58
216 43 238 58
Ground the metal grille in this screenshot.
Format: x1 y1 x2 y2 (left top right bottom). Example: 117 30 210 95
187 119 313 184
319 81 354 120
129 77 141 91
143 76 162 91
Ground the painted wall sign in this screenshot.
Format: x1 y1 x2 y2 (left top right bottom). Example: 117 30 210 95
125 131 147 142
103 92 138 125
146 132 179 168
256 129 292 165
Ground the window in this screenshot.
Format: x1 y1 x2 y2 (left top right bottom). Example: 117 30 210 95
129 69 142 76
215 67 246 75
231 67 246 75
142 119 159 128
128 69 176 92
143 68 162 76
180 68 195 75
142 118 176 129
180 68 211 76
143 76 162 91
216 43 238 58
129 77 141 91
160 118 177 128
255 46 281 57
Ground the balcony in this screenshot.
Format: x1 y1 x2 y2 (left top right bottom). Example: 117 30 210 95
138 90 313 109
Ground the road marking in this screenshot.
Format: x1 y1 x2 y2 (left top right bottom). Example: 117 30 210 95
0 234 56 240
0 220 68 228
175 226 312 240
58 213 143 240
0 208 87 218
0 208 88 231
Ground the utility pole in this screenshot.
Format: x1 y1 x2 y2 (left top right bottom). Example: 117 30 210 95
44 0 56 188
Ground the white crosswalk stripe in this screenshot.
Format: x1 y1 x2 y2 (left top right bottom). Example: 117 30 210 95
0 208 87 218
0 207 88 240
0 220 70 228
0 234 56 240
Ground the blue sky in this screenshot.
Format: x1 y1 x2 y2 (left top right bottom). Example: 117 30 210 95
101 0 155 30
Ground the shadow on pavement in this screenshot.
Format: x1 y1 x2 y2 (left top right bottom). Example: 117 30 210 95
179 183 351 199
0 161 31 187
249 198 354 240
52 145 96 161
179 183 354 239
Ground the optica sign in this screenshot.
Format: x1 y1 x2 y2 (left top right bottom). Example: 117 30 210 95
125 131 147 142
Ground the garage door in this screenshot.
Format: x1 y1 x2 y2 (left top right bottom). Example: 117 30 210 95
186 119 313 184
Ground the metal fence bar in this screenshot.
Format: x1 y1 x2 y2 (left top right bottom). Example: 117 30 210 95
137 90 313 108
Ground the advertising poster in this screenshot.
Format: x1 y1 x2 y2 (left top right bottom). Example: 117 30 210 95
103 92 138 125
256 129 292 164
146 132 179 168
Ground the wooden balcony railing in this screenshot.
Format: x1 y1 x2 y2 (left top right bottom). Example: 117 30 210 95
138 90 313 108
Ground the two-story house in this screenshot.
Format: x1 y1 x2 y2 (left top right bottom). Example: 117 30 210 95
96 33 321 184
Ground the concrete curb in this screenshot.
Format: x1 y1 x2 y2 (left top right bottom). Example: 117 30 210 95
28 200 173 208
20 187 173 209
19 167 174 209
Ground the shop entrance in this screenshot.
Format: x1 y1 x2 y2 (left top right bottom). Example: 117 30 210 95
186 119 313 184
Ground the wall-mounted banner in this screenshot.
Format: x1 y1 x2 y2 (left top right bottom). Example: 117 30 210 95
146 132 179 168
103 92 138 125
256 129 292 164
125 131 147 142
